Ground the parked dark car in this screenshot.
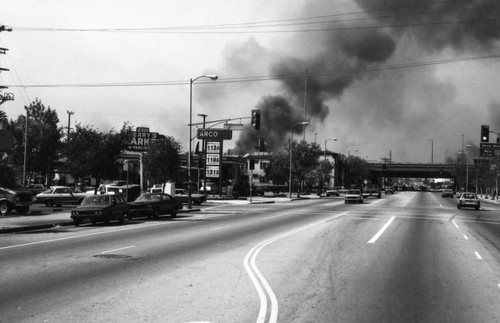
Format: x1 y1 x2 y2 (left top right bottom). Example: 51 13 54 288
128 193 182 219
0 187 33 215
70 194 129 226
25 184 46 196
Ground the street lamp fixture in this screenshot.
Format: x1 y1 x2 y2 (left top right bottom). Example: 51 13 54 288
289 121 308 199
188 75 218 209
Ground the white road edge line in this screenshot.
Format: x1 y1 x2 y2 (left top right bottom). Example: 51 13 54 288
0 221 173 251
208 226 230 231
368 216 396 244
100 245 136 254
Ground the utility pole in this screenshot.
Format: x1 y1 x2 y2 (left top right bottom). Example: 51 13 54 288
0 25 14 106
303 69 307 141
66 110 74 142
197 113 208 196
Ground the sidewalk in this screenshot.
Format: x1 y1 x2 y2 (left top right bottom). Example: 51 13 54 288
0 195 316 234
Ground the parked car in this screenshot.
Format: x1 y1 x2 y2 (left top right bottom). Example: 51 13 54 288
457 192 480 210
384 187 394 194
345 189 363 204
0 187 33 215
70 194 129 226
36 186 87 207
128 193 182 219
174 189 206 205
25 184 46 196
147 184 164 193
441 189 454 198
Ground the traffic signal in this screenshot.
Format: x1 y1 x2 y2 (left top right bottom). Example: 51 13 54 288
251 109 261 130
481 124 490 142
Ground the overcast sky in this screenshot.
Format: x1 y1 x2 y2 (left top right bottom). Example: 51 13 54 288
1 0 500 163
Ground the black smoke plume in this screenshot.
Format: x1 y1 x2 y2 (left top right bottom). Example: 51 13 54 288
234 0 500 156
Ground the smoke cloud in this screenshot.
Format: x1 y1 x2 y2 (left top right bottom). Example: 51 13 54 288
232 0 500 160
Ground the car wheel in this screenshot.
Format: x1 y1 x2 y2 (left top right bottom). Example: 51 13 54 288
74 219 81 226
152 208 160 219
457 204 461 209
171 208 177 217
476 206 480 210
91 219 97 225
0 202 12 216
45 200 54 207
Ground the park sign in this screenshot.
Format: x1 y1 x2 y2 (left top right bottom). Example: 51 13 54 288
127 127 160 151
197 128 232 141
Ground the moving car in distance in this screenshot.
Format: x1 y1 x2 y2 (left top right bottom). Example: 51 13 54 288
35 186 87 207
345 189 363 204
363 186 381 199
441 188 454 198
457 192 480 210
71 194 129 226
384 187 394 194
324 187 340 197
175 189 206 206
128 193 182 219
0 187 33 215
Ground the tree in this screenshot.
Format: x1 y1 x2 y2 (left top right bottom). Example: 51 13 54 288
308 159 334 193
266 139 322 197
7 99 61 184
64 123 132 188
0 160 16 187
343 155 369 188
143 135 182 184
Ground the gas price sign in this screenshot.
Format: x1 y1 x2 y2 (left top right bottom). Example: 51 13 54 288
206 141 222 178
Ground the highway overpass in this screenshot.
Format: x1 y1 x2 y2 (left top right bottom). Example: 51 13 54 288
368 163 462 179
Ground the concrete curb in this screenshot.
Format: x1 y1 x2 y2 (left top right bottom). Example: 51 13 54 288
0 208 201 234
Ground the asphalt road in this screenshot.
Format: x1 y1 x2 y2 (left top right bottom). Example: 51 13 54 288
0 192 499 322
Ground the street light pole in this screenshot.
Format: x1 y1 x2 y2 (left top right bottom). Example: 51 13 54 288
428 138 434 164
188 75 218 209
289 121 308 199
466 144 471 192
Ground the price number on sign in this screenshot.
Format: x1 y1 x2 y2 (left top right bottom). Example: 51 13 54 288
206 154 220 165
206 166 220 178
207 142 220 153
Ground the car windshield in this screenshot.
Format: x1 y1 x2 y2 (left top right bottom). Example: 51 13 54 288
82 195 110 205
136 194 161 201
462 194 477 199
348 190 360 194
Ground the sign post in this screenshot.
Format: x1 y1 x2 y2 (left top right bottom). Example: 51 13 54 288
197 128 232 196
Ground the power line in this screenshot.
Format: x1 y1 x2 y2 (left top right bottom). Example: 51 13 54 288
5 53 500 89
10 0 494 34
